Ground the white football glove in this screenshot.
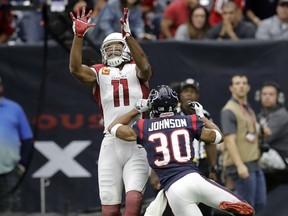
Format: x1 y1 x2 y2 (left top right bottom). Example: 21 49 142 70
120 7 131 38
134 99 150 113
189 101 204 118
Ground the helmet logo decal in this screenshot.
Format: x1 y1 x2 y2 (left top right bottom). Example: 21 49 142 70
148 85 179 118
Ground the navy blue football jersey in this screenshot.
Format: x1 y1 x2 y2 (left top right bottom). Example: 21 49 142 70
132 114 204 190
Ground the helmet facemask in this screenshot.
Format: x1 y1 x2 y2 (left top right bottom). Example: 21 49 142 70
102 43 125 67
100 33 132 67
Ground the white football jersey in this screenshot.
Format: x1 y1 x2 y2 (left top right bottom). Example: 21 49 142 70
91 63 149 133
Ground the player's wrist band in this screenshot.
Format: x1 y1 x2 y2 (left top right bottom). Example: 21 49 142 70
211 129 222 144
110 123 123 137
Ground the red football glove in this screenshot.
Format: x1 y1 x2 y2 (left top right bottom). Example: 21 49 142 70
70 7 95 38
119 7 131 38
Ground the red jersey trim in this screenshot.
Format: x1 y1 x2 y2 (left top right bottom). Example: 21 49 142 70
190 115 197 134
138 119 145 140
91 64 106 117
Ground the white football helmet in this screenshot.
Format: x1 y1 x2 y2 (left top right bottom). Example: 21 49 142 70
100 33 132 67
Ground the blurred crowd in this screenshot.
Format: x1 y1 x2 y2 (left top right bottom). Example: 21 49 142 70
0 0 288 45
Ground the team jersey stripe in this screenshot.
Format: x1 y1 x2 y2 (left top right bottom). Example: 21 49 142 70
140 82 150 99
190 115 197 134
92 64 105 72
140 83 150 119
138 119 144 140
91 64 105 117
93 83 103 116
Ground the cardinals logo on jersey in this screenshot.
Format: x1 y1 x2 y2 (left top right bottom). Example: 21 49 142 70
102 68 110 75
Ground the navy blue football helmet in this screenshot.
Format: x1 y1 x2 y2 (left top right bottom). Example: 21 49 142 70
148 85 179 118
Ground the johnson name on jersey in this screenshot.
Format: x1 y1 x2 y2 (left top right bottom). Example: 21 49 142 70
133 114 204 190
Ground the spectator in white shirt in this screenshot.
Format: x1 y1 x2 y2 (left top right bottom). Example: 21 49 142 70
256 0 288 40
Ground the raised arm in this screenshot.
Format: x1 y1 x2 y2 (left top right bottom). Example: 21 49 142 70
108 108 139 141
189 102 224 144
200 117 224 144
69 7 97 87
244 0 261 26
120 8 152 83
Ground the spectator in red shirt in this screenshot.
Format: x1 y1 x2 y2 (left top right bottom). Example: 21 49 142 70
0 4 15 44
161 0 199 39
209 0 245 26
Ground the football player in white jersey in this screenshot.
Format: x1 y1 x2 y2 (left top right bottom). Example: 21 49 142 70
69 7 152 216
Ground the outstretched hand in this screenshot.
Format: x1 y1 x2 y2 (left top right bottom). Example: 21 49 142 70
70 6 95 38
120 7 131 38
189 101 204 118
134 99 150 113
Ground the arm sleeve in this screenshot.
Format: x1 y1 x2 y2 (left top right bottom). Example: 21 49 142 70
207 24 222 39
174 25 187 41
18 107 33 140
265 109 288 143
244 23 256 38
20 138 34 168
17 106 33 168
220 109 237 135
163 3 176 20
132 119 143 145
255 19 271 40
190 115 204 140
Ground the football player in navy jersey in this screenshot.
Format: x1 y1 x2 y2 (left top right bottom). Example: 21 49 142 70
108 85 255 216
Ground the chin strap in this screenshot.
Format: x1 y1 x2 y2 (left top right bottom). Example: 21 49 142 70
107 57 124 67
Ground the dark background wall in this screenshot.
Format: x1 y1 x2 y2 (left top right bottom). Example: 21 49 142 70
0 40 287 213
